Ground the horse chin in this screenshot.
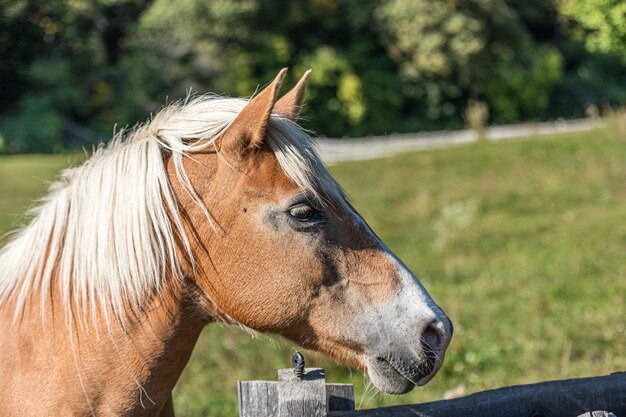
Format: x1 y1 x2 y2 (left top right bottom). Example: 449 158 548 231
365 356 416 394
364 353 438 394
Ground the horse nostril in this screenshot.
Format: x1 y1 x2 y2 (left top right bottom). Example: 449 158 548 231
422 323 441 351
422 318 451 353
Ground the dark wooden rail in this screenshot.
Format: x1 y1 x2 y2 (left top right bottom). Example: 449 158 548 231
330 372 626 417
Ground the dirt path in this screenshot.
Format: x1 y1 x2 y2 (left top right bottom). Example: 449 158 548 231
316 118 604 164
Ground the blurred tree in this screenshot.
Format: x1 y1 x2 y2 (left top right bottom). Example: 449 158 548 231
508 0 626 117
0 0 625 151
127 0 405 136
375 0 564 123
559 0 626 59
0 0 151 152
482 42 563 122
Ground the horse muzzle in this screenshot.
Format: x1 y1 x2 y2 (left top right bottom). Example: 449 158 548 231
364 316 452 394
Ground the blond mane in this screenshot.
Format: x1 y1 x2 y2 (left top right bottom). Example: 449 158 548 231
0 95 343 326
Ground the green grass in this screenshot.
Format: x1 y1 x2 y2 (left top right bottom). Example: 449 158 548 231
1 128 625 416
0 153 84 233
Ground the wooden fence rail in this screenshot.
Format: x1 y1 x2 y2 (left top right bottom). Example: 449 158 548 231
238 357 625 417
330 372 626 417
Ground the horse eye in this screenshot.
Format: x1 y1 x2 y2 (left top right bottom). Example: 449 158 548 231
288 204 314 221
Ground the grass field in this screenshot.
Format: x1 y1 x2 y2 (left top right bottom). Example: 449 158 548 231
1 128 625 416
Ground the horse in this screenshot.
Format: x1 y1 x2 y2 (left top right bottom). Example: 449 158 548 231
0 69 452 416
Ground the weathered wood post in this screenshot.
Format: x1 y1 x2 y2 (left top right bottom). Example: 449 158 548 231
238 352 355 417
278 366 326 416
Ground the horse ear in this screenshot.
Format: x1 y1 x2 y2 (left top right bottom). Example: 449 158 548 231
221 68 288 151
274 70 311 121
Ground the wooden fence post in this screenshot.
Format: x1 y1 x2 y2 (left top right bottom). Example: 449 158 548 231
238 353 355 417
278 368 327 417
238 380 277 417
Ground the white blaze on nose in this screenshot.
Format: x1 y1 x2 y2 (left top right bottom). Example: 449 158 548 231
389 256 452 350
347 203 451 345
391 258 445 322
346 203 443 322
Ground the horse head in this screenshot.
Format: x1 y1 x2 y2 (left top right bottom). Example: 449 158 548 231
173 69 453 394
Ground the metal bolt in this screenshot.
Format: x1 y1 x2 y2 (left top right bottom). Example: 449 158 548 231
292 351 305 379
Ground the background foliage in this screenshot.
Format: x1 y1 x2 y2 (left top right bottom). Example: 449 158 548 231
1 0 625 152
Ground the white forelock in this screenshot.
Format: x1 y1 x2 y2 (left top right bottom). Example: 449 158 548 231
0 95 344 326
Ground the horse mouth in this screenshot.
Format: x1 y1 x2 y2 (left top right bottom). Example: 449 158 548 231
365 346 440 394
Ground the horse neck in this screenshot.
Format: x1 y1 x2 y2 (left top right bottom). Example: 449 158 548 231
0 276 208 416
